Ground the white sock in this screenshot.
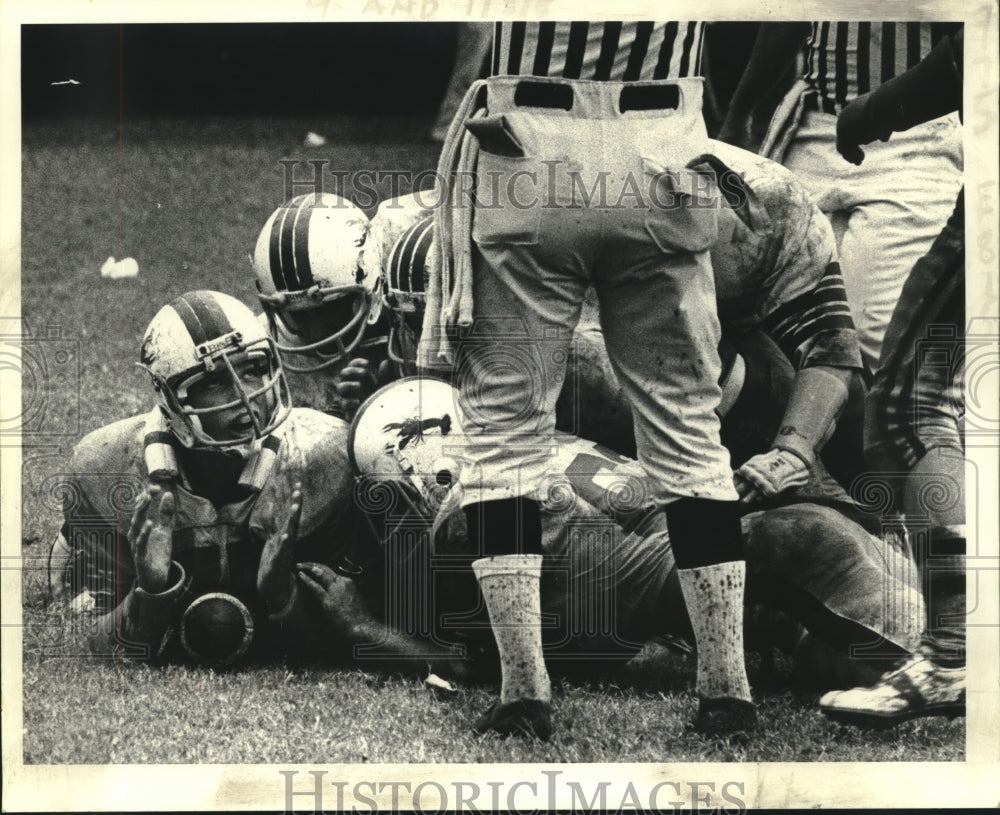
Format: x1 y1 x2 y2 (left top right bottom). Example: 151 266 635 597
677 560 752 702
472 554 551 704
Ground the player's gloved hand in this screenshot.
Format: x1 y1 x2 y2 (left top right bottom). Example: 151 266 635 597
836 92 894 165
127 485 176 593
335 358 379 420
296 561 370 633
257 481 302 615
734 448 810 504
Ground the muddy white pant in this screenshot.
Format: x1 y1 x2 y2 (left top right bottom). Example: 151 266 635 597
455 75 738 510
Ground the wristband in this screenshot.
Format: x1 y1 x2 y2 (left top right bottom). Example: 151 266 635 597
135 560 187 599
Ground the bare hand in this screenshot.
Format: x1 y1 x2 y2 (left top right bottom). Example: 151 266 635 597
127 485 175 592
296 561 371 634
335 358 379 419
257 481 302 613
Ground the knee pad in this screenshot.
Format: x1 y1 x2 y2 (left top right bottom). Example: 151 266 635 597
665 498 743 569
463 498 543 557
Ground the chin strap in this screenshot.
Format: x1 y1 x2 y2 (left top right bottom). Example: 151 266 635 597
238 431 284 492
143 408 182 483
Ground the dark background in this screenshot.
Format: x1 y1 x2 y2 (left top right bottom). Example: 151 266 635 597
22 23 760 121
22 24 457 117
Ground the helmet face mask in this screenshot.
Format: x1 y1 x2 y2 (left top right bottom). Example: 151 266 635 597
258 283 371 373
140 290 292 450
252 193 381 373
385 298 425 378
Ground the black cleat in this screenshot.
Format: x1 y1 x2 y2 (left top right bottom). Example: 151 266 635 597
474 698 553 741
691 697 757 741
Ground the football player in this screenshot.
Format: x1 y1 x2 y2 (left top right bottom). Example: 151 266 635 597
296 377 923 702
47 290 362 666
256 164 866 504
251 193 391 421
819 27 967 727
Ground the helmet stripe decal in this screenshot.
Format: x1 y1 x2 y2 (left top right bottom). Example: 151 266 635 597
411 220 432 293
170 295 210 345
292 196 315 288
179 291 233 343
268 200 295 292
278 198 301 291
390 219 433 294
267 202 287 291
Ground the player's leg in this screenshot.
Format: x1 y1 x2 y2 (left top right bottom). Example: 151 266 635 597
596 248 754 737
822 191 966 725
454 234 590 739
744 503 923 662
834 117 962 371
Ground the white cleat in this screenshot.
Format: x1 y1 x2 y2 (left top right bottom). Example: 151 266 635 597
819 654 965 726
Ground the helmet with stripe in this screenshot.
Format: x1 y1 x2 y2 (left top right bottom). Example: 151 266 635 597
348 376 467 541
252 193 379 373
383 216 434 377
138 290 291 449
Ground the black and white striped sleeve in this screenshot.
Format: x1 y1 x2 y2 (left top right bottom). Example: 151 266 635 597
492 21 704 80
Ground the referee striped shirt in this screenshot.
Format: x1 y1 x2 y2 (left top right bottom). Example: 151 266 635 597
802 22 962 114
492 21 705 80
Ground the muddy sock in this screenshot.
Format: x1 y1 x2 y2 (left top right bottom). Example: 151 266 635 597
677 560 752 702
472 554 551 704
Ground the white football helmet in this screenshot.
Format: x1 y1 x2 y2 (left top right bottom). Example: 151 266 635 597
349 376 467 529
138 290 291 449
252 193 381 373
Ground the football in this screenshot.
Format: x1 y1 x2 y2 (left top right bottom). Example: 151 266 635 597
180 592 255 667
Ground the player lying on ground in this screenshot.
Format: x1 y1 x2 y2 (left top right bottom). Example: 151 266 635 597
45 359 923 712
42 292 919 725
46 290 449 668
291 377 924 705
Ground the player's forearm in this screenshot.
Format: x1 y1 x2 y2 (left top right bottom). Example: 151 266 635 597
344 620 462 676
856 30 963 134
725 22 811 120
772 365 851 465
89 561 187 659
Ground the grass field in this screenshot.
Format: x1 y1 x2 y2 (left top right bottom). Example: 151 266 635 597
18 116 964 765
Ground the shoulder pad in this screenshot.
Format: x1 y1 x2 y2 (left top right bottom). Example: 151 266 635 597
62 414 148 521
251 408 354 538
